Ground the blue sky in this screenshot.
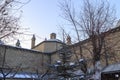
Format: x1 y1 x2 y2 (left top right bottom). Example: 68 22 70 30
21 0 60 39
20 0 120 48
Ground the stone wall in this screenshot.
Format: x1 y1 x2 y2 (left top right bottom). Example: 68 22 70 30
33 41 62 53
71 26 120 67
0 45 52 74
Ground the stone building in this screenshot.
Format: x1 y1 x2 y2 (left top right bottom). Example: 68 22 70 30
68 23 120 79
72 23 120 67
0 33 69 80
1 23 120 79
31 33 63 53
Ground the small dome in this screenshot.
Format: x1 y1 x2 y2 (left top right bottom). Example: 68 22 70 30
50 33 56 39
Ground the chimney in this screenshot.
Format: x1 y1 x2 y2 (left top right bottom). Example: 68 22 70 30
31 35 36 48
50 33 56 39
16 39 21 47
66 35 71 45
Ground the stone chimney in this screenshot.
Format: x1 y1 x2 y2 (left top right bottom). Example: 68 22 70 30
50 33 56 39
16 39 21 47
66 35 71 45
31 35 36 48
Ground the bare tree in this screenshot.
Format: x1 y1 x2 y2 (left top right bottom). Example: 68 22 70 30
60 0 116 64
0 0 31 42
60 0 116 79
80 0 116 65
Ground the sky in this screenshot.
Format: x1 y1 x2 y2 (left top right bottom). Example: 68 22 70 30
20 0 61 48
21 0 61 36
19 0 120 48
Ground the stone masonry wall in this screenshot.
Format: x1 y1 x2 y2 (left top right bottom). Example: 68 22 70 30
0 45 50 74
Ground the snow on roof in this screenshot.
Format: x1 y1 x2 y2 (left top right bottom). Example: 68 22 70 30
102 63 120 73
0 73 39 79
46 39 62 43
73 70 84 76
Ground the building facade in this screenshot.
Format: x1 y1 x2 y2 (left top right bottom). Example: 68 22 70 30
0 33 67 80
0 23 120 79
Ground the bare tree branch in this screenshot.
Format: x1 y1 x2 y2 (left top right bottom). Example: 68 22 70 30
60 0 116 74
